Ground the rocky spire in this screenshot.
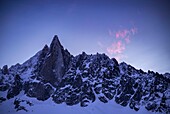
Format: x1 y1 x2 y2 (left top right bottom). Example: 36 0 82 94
49 35 63 53
39 35 71 86
40 44 49 59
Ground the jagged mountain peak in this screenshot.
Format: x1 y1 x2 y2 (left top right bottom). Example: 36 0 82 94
0 35 169 114
42 44 49 51
50 35 63 53
37 36 72 86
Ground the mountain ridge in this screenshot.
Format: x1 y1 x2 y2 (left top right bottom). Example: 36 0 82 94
0 35 169 114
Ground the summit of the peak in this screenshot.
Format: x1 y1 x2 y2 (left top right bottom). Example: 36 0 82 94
50 35 63 52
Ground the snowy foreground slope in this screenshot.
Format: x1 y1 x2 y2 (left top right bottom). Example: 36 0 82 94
0 91 161 114
0 35 170 114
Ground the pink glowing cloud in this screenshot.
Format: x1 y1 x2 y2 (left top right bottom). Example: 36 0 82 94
98 26 137 61
115 29 129 39
125 36 130 44
115 27 137 41
107 41 125 55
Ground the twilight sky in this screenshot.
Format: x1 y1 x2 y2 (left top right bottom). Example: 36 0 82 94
0 0 170 73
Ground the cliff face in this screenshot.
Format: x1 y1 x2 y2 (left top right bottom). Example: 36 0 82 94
38 35 72 86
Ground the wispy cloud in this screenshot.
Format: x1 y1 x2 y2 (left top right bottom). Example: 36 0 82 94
115 27 137 40
125 36 130 44
98 27 137 61
115 30 129 39
107 41 125 55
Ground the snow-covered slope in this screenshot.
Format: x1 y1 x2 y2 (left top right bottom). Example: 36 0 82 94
0 35 169 114
0 93 159 114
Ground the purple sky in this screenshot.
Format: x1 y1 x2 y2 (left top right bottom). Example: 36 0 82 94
0 0 170 73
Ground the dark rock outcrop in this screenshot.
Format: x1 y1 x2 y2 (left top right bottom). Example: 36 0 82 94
14 98 33 112
7 75 22 99
52 53 118 107
23 82 54 101
2 65 9 75
39 35 72 86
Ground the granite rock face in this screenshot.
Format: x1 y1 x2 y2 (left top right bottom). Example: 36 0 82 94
38 35 72 86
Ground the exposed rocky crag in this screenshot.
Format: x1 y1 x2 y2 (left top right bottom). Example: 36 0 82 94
0 35 169 113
